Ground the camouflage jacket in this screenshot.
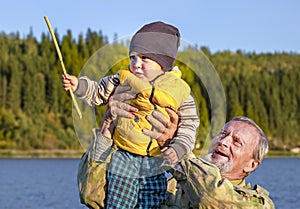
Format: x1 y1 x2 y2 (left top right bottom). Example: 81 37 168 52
162 153 275 209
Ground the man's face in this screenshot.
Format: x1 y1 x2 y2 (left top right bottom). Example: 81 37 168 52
207 120 260 180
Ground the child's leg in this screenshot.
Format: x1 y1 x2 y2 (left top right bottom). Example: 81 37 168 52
135 173 168 209
106 173 139 208
106 150 140 209
133 155 168 208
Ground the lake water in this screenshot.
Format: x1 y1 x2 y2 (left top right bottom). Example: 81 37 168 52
0 158 299 209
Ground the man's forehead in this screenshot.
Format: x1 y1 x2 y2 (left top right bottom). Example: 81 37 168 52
224 121 259 143
224 120 251 129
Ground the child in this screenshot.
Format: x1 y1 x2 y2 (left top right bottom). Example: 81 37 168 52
62 21 199 208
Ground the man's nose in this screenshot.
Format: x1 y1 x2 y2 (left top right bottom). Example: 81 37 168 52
219 135 231 148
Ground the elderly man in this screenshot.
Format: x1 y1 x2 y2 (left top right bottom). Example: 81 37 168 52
108 86 274 208
162 116 275 208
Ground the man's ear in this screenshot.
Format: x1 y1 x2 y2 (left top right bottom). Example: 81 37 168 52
244 159 261 174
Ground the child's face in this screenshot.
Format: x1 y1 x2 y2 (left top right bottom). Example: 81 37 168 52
129 51 163 82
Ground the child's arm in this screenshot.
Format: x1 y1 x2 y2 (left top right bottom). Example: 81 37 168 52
74 72 120 106
164 95 199 163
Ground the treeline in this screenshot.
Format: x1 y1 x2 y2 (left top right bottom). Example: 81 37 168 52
0 30 299 152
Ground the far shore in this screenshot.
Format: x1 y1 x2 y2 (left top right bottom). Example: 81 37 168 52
0 149 299 159
0 149 84 159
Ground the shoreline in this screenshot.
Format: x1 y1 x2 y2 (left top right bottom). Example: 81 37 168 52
0 149 300 159
0 149 84 159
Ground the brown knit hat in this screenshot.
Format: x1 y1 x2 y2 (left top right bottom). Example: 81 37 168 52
129 21 180 70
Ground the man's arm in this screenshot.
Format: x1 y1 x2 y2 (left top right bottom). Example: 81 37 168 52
173 156 275 209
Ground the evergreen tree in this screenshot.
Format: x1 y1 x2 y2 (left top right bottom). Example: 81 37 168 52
0 29 299 153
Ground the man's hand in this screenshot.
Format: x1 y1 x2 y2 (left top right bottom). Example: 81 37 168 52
143 107 179 148
108 85 138 120
100 108 115 139
100 85 138 138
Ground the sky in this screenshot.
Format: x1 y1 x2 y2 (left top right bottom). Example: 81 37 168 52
1 0 299 54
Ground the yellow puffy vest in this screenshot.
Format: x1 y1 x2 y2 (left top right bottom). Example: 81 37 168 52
113 68 190 156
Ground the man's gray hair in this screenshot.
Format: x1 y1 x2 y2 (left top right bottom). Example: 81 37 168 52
230 116 269 161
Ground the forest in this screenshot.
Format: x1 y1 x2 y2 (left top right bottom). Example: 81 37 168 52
0 29 299 156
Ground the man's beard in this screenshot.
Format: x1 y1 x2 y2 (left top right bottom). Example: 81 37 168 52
203 153 233 175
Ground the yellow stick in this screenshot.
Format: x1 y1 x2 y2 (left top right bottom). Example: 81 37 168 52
44 16 82 119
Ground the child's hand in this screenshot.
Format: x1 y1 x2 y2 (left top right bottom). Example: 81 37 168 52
62 74 78 92
161 147 179 165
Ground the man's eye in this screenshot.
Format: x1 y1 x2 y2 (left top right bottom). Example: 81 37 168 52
233 138 242 146
130 55 135 60
219 130 227 138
